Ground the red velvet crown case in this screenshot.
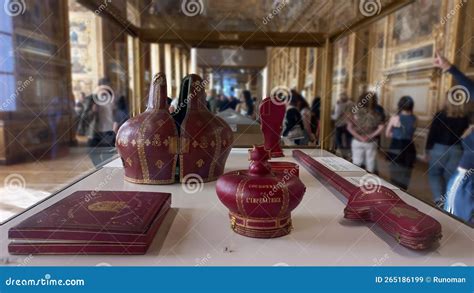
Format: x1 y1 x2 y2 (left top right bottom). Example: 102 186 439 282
116 73 233 184
216 145 306 238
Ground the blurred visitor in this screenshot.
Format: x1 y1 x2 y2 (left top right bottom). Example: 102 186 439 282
227 87 239 110
75 92 86 117
217 94 229 112
374 95 386 124
293 91 314 144
373 95 386 175
113 95 129 133
75 92 88 136
86 77 116 167
331 92 353 159
347 92 384 173
206 89 218 113
47 96 63 159
76 92 92 136
310 96 321 145
425 94 469 206
252 96 260 118
433 52 473 223
87 77 115 147
236 90 255 119
385 96 417 190
282 94 305 146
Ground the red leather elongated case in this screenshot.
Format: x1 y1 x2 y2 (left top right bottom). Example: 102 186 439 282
293 150 442 250
217 146 306 238
344 188 403 220
8 191 171 255
269 161 299 177
370 204 442 250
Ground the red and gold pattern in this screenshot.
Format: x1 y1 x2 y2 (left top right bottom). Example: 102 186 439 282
116 73 178 184
216 145 306 238
293 150 442 250
8 191 171 255
116 73 233 184
177 74 233 183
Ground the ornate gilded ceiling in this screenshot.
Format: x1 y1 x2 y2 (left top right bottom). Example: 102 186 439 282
128 0 400 32
78 0 413 47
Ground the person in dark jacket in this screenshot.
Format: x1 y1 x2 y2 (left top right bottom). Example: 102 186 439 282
425 99 468 206
227 87 239 110
113 95 129 133
433 52 473 223
216 94 227 112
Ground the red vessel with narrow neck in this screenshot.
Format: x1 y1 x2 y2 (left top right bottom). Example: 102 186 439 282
116 73 233 184
216 145 306 238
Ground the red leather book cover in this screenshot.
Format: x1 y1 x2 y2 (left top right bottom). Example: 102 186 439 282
8 200 170 255
8 242 151 255
9 191 171 244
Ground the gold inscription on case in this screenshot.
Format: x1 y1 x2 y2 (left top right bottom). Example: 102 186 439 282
88 201 129 213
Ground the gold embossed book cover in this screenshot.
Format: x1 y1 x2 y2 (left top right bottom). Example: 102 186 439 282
8 191 171 255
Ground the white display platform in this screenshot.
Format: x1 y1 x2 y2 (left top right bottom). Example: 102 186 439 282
1 149 472 266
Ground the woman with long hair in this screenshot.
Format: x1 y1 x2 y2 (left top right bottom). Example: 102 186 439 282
296 94 314 144
236 90 255 119
282 94 305 146
385 96 417 190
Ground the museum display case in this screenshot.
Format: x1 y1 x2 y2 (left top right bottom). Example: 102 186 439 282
0 0 472 274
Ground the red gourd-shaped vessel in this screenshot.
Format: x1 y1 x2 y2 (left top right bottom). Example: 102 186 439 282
116 73 178 184
116 73 233 184
216 145 306 238
175 74 233 182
